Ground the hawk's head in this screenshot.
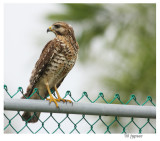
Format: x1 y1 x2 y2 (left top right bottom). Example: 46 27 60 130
47 22 75 37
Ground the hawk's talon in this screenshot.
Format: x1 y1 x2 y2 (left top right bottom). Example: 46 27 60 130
54 84 72 103
57 98 72 103
46 98 59 108
60 99 66 103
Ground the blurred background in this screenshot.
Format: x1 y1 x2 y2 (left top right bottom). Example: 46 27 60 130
4 3 156 133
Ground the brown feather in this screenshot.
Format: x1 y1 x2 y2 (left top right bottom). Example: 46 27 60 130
22 39 63 98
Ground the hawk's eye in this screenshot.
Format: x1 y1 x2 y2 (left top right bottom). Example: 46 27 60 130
54 24 60 28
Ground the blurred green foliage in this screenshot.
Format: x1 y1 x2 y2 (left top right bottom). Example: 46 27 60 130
46 4 156 101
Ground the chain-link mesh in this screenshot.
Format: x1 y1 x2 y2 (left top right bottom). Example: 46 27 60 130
4 85 156 134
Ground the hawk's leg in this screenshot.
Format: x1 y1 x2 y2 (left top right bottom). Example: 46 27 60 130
45 82 59 108
54 85 72 103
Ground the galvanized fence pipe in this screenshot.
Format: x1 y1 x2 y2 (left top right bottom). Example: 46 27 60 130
4 99 156 118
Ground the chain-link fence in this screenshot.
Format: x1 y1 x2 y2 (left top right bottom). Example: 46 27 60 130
4 85 156 134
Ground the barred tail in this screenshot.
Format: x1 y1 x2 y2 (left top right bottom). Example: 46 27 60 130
21 84 40 123
22 111 40 123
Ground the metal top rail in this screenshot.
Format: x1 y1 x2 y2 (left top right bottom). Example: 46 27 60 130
4 99 156 118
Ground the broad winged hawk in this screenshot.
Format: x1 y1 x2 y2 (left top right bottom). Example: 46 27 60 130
21 22 79 123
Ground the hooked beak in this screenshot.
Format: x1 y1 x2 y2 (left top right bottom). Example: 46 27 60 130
47 26 54 33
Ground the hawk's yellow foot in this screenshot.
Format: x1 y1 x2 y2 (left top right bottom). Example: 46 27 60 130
54 85 72 103
45 82 59 108
46 96 59 108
